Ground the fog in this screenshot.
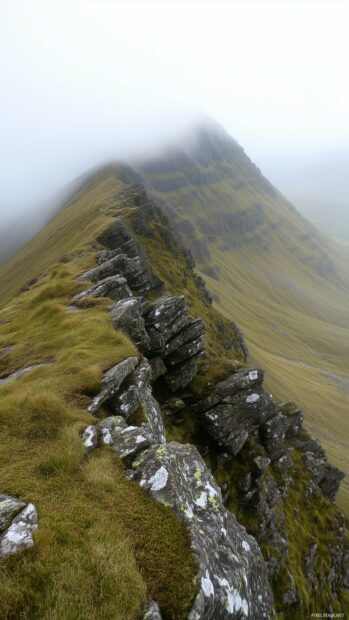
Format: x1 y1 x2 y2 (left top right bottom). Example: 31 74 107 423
1 0 348 235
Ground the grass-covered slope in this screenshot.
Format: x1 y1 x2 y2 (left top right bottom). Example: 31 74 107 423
137 123 349 514
0 168 198 619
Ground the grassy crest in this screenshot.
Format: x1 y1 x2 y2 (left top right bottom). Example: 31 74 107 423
0 171 197 619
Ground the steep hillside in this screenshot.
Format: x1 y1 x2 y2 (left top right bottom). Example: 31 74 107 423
136 122 349 514
0 167 348 618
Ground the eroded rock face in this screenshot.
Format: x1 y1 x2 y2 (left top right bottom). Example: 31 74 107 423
72 276 132 303
202 388 276 456
0 499 38 561
111 298 150 352
132 442 274 619
87 357 138 414
144 296 190 352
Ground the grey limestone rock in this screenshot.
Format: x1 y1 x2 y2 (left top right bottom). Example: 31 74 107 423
81 425 98 453
132 441 274 619
193 367 264 415
112 360 152 419
111 298 150 352
202 388 275 456
144 296 189 352
164 318 205 356
260 413 289 455
87 357 138 414
71 276 132 303
0 501 38 561
0 495 26 532
148 356 167 382
164 357 200 392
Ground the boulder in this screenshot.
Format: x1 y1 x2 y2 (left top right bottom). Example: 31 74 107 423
97 218 143 258
0 495 26 532
71 276 132 303
202 389 275 456
111 298 150 352
0 502 38 561
112 360 152 419
79 254 156 295
164 357 200 392
144 296 189 352
148 356 167 382
260 413 289 455
132 442 274 619
109 419 154 465
164 319 205 356
81 425 98 453
87 357 138 414
193 367 264 415
141 394 166 444
164 335 205 367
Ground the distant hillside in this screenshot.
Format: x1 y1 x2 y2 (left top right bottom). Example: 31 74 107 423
268 150 349 243
136 121 349 513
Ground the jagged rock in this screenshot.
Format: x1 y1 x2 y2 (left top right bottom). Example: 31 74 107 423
97 218 143 258
278 402 304 436
97 416 127 445
132 442 274 619
148 356 167 382
81 425 98 453
252 456 271 474
109 419 154 464
193 367 264 414
318 465 344 501
141 394 166 444
71 276 132 303
143 599 162 620
112 360 152 419
164 319 205 356
164 335 205 367
164 357 200 392
0 502 38 560
260 413 289 455
79 254 156 295
202 388 276 456
0 495 26 532
87 357 138 414
111 298 150 352
144 296 189 352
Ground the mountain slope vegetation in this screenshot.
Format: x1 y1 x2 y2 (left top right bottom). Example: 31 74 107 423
136 121 349 514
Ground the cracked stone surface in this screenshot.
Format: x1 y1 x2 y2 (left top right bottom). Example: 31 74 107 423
87 357 138 414
0 501 38 561
132 442 274 619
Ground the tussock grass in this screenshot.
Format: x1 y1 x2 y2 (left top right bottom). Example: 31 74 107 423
0 193 197 619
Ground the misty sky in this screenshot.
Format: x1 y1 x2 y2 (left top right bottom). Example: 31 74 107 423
1 0 348 229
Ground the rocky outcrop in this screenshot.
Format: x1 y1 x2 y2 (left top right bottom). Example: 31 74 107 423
74 186 347 618
133 442 274 620
87 356 138 414
0 495 38 561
